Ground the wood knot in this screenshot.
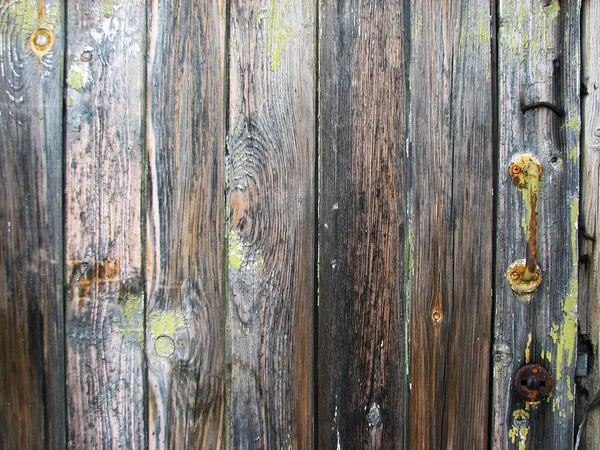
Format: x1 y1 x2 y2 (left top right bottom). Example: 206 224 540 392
30 28 54 59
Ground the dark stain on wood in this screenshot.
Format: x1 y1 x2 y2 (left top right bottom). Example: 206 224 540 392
227 0 316 446
0 1 66 448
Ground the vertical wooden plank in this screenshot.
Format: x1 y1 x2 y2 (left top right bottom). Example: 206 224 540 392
145 0 226 447
493 1 580 448
64 1 146 448
407 0 494 448
227 1 315 448
576 0 600 447
318 1 408 448
0 1 65 448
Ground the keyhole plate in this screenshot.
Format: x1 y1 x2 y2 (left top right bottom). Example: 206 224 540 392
513 363 554 402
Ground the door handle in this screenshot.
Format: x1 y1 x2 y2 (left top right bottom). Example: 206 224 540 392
507 154 543 294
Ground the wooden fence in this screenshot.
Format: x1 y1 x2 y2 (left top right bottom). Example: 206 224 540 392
0 0 598 448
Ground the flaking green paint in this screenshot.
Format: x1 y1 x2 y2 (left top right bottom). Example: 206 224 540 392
571 199 579 266
148 311 185 339
550 277 577 413
508 409 530 450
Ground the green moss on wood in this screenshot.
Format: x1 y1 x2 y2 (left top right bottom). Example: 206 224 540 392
1 0 60 50
229 230 244 270
68 63 89 90
263 0 295 71
114 294 144 342
99 0 115 16
148 311 185 339
543 1 560 21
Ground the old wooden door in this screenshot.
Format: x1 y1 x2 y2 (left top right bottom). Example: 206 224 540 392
1 0 598 449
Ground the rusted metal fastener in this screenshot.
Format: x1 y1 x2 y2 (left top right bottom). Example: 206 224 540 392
513 363 554 402
506 154 543 295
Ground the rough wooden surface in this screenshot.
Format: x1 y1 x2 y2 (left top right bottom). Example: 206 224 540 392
145 0 226 447
318 1 408 448
407 1 494 448
227 1 315 448
0 1 65 448
576 0 600 448
492 1 581 448
64 1 146 448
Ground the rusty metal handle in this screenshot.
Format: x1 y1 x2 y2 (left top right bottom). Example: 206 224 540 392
506 154 543 295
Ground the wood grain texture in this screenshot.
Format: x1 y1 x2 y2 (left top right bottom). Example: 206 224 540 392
64 1 146 448
407 0 494 448
492 1 580 448
318 1 408 448
0 1 65 448
576 0 600 448
145 0 226 447
227 1 315 448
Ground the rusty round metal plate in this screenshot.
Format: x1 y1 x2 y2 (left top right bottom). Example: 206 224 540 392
513 363 553 402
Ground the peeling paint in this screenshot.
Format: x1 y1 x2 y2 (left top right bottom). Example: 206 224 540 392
571 199 579 267
525 333 532 363
509 409 530 450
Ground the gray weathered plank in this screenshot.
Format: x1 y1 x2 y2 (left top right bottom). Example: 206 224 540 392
145 0 226 447
492 1 580 448
227 1 315 448
576 0 600 448
0 1 65 448
64 1 146 448
407 0 494 447
318 1 408 448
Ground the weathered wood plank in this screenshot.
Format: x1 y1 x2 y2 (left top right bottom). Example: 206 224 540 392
145 0 226 447
576 0 600 447
227 1 315 448
64 1 146 448
0 1 65 448
318 1 408 448
492 1 580 448
407 1 494 448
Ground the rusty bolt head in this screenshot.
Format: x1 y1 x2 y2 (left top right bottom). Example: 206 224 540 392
513 363 553 402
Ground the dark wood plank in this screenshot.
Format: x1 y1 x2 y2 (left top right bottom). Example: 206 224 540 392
145 1 226 447
407 1 494 448
492 1 581 448
64 2 146 448
227 1 315 448
0 1 65 448
576 0 600 447
318 1 408 448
